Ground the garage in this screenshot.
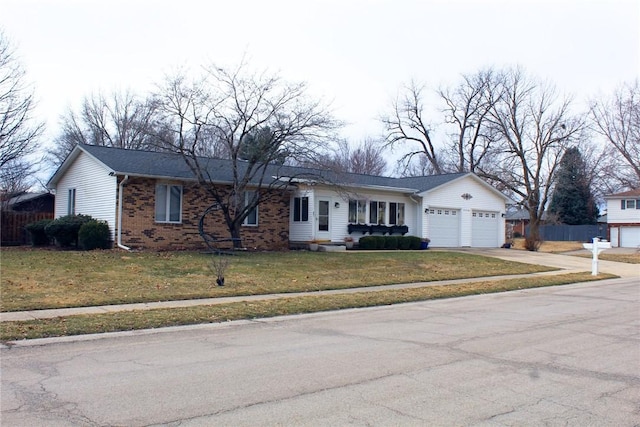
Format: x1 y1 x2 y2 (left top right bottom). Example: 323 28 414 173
472 211 500 247
428 208 460 247
620 226 640 248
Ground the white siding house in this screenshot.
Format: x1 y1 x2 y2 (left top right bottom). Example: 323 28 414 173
605 189 640 248
50 149 118 241
49 145 511 250
289 173 510 248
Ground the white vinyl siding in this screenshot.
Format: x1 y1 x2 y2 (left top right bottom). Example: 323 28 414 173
53 152 117 241
607 197 640 224
422 175 507 247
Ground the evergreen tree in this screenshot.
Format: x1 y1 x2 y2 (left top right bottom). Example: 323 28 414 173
549 147 598 225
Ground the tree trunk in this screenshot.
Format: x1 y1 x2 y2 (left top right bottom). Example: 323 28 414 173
525 216 542 251
230 223 243 249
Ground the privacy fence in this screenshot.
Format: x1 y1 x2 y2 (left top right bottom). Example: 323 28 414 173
526 224 608 242
1 211 54 246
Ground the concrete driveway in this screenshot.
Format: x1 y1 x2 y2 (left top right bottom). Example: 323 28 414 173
457 247 640 278
2 276 638 426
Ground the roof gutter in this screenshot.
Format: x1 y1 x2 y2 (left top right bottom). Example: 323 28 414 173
117 175 131 251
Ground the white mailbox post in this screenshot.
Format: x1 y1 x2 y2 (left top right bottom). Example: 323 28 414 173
583 237 612 276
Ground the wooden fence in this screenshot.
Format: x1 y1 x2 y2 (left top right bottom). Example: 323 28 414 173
1 211 54 246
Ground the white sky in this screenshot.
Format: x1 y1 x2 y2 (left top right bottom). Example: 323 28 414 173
2 0 639 152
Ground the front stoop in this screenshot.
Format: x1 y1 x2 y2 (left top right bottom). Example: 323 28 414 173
318 245 346 252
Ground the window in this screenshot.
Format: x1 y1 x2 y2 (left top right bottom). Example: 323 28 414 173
389 202 405 225
348 199 367 223
293 197 309 222
155 184 182 223
243 191 258 226
67 188 76 215
318 200 329 231
621 199 640 210
369 201 386 224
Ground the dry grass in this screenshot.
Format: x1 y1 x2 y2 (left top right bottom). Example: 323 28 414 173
1 248 555 312
511 238 585 253
0 272 614 341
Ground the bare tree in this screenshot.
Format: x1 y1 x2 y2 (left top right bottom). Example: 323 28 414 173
156 62 340 248
439 68 502 173
589 80 640 190
50 89 163 164
0 31 44 170
480 68 584 250
382 81 444 174
310 138 388 175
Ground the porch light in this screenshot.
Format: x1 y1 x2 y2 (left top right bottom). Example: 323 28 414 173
334 202 340 208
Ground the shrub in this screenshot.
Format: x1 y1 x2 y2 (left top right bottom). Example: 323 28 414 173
358 236 376 250
405 236 422 250
78 220 111 250
25 219 53 246
45 214 94 247
398 236 412 250
383 236 399 250
358 235 423 250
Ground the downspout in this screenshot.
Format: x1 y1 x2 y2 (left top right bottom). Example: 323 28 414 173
117 175 131 250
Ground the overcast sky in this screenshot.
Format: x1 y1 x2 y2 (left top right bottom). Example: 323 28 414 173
2 0 639 151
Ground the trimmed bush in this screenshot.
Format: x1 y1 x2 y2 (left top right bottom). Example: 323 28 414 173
45 214 94 247
406 236 422 250
358 236 376 250
25 219 53 246
78 220 111 250
357 235 423 250
398 236 412 250
383 236 399 250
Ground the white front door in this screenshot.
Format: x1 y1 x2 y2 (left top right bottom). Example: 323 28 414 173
317 199 330 239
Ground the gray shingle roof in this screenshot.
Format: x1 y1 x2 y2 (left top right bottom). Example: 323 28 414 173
52 144 482 194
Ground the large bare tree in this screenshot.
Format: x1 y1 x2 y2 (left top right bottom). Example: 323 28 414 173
480 68 584 250
382 81 444 175
589 80 640 191
310 138 388 176
50 89 163 165
156 62 340 248
0 31 43 175
438 68 502 173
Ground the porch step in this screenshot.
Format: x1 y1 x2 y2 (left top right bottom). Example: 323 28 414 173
318 244 346 252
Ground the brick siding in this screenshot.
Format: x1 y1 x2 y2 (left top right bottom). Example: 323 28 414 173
118 177 290 251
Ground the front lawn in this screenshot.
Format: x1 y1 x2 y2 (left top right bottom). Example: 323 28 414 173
1 248 554 312
1 272 613 341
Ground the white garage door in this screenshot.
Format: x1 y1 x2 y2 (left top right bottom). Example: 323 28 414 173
620 226 640 248
428 208 460 247
472 211 499 247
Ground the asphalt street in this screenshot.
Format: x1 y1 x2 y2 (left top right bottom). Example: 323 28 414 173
2 276 639 426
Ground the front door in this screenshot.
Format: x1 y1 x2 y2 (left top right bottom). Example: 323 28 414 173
317 199 330 239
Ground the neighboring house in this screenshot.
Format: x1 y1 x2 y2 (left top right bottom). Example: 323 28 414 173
4 192 54 212
505 209 550 238
605 189 640 248
1 192 55 246
47 145 511 251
